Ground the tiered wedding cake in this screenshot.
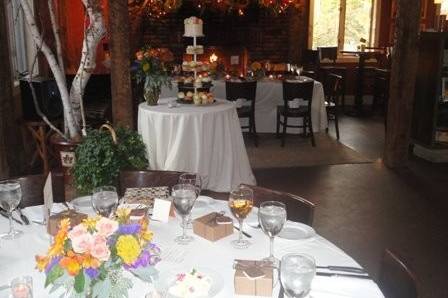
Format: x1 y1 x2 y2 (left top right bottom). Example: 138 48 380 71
184 16 204 37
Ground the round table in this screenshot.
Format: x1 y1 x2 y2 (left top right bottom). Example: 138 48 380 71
138 98 256 193
0 200 385 298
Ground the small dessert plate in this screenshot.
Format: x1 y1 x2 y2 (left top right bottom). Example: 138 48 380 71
278 222 316 240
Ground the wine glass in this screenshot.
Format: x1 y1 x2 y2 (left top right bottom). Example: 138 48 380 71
280 254 316 298
0 180 23 240
172 184 197 245
258 201 287 267
228 185 253 249
91 186 119 217
178 173 202 229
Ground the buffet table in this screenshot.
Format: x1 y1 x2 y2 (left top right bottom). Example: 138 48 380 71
0 199 385 298
161 78 328 133
138 98 256 192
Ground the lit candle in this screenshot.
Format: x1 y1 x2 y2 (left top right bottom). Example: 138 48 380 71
225 74 231 80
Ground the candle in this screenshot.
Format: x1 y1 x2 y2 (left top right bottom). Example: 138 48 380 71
225 74 231 80
12 283 30 298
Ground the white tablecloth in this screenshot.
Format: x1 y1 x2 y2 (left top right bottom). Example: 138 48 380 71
0 200 384 298
161 79 328 133
138 98 256 193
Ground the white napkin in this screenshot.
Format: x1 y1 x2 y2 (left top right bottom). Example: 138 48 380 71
22 203 68 223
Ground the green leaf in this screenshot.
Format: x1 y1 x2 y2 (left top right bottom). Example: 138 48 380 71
74 271 85 293
128 266 158 282
45 265 64 288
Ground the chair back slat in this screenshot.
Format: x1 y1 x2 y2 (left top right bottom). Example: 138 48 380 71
119 170 186 196
225 81 257 103
378 250 418 298
240 184 315 226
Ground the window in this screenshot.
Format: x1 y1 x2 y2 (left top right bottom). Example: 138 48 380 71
309 0 378 52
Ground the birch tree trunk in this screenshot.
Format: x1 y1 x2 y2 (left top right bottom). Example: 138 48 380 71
70 0 106 136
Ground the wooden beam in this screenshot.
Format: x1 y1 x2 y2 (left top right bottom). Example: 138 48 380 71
384 0 422 168
0 2 14 179
109 0 133 128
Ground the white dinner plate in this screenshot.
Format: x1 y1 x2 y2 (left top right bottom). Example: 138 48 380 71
194 196 215 209
71 196 95 215
278 222 316 240
156 267 224 298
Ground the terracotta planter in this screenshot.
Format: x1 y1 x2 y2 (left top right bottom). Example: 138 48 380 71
50 134 81 201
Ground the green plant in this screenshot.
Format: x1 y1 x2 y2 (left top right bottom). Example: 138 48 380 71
73 127 148 194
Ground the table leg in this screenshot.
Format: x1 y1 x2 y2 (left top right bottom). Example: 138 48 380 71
346 54 366 117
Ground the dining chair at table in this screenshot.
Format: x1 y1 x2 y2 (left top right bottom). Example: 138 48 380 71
276 80 315 147
325 73 343 140
240 184 315 226
225 80 258 146
118 170 186 196
5 172 65 208
318 46 347 109
378 249 418 298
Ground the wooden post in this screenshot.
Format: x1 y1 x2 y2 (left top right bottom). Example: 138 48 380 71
384 0 421 167
0 2 14 179
109 0 134 128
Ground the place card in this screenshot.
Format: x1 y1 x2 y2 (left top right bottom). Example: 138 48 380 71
43 172 53 224
151 198 172 223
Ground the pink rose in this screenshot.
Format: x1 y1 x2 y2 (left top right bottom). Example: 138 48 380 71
90 235 110 261
95 217 118 237
71 233 93 254
68 224 88 240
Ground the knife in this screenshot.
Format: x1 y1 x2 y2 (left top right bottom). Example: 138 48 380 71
278 285 284 298
233 225 252 238
0 210 23 225
316 271 371 279
17 208 30 225
317 265 366 274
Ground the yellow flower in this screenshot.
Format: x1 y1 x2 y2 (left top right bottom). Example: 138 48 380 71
82 216 100 230
116 235 141 265
82 254 101 269
36 255 49 272
116 208 131 222
142 62 150 72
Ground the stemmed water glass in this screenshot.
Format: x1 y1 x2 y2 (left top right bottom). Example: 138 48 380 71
0 180 23 240
91 186 119 217
258 201 287 267
178 173 202 229
228 185 253 249
172 184 197 245
280 254 316 298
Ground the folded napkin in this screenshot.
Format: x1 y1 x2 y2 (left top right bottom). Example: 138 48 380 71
22 203 68 223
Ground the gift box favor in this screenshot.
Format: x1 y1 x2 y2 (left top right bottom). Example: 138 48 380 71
47 210 88 236
234 260 273 297
192 212 233 241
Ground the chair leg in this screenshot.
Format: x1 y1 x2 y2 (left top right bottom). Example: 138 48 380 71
308 116 316 147
276 110 280 138
281 116 288 147
334 111 340 140
252 115 258 147
325 109 329 134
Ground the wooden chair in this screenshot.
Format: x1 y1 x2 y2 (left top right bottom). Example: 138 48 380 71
317 47 347 109
118 170 186 196
378 249 418 298
225 80 258 146
4 173 65 208
372 68 391 120
302 49 320 74
276 80 315 147
325 73 343 140
241 184 315 225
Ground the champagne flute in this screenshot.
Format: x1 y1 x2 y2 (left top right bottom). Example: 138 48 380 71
172 184 197 245
280 254 316 298
0 180 23 240
178 173 202 229
258 201 287 267
91 186 119 217
228 185 253 249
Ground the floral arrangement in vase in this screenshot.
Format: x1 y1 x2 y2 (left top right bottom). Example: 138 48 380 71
133 47 174 105
36 209 160 298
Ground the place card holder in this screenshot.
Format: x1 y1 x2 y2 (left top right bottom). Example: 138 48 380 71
192 212 233 242
234 260 273 297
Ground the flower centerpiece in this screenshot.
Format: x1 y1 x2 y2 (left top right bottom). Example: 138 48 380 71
134 47 174 106
250 61 265 80
36 209 160 297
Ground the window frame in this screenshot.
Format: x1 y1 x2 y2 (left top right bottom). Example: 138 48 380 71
308 0 380 61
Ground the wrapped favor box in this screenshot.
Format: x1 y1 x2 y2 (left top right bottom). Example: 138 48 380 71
234 260 273 297
192 212 233 241
47 210 87 236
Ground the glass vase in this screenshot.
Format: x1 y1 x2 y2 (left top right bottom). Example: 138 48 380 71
144 87 161 106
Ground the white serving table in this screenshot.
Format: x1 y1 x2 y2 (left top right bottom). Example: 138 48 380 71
161 78 328 134
138 98 256 193
0 200 384 298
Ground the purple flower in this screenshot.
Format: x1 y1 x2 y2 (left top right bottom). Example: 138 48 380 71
45 256 62 273
85 268 99 279
118 224 141 234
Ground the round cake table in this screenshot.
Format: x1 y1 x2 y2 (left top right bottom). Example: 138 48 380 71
138 98 256 192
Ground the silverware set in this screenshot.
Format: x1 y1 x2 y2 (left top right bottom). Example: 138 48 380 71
316 265 370 279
